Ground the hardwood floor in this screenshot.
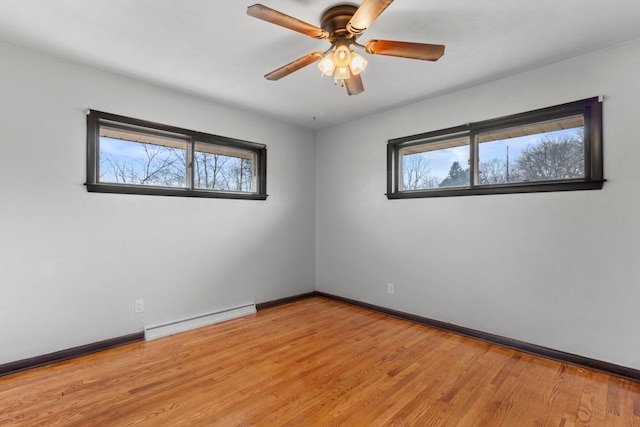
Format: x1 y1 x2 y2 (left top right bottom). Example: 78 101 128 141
1 298 639 426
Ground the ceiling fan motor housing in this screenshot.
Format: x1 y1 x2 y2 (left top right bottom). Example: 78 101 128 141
321 5 358 39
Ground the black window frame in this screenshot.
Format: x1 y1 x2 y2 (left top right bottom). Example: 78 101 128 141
86 110 267 200
387 97 604 199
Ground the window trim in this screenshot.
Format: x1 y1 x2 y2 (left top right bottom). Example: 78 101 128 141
386 97 604 199
86 110 267 200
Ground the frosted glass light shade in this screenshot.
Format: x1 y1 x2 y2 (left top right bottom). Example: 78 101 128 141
334 66 350 80
334 45 351 67
349 51 367 75
318 52 336 76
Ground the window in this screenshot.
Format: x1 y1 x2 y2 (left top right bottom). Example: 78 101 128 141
86 111 267 200
387 97 604 199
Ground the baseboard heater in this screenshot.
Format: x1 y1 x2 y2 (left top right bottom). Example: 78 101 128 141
144 302 256 341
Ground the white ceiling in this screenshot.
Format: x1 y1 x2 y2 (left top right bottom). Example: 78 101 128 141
2 0 640 130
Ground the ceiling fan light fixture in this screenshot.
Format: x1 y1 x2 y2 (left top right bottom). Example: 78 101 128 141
319 44 367 85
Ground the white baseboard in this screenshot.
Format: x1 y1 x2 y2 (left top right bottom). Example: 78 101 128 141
144 303 256 341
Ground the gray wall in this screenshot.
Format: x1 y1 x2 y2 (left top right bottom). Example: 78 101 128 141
0 42 316 364
316 39 640 370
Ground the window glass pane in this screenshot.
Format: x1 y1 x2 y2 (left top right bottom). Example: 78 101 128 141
478 115 584 185
194 142 255 192
99 125 188 188
400 136 470 190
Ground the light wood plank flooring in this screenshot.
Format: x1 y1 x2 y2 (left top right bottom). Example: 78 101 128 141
1 297 639 426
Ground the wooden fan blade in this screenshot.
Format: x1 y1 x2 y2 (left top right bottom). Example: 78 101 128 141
247 4 329 39
365 40 445 61
345 74 365 96
347 0 394 35
264 51 324 81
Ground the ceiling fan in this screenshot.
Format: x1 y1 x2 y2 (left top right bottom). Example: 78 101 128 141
247 0 445 96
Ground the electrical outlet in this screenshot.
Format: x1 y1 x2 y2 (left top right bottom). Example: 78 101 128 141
134 299 144 314
387 283 394 294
